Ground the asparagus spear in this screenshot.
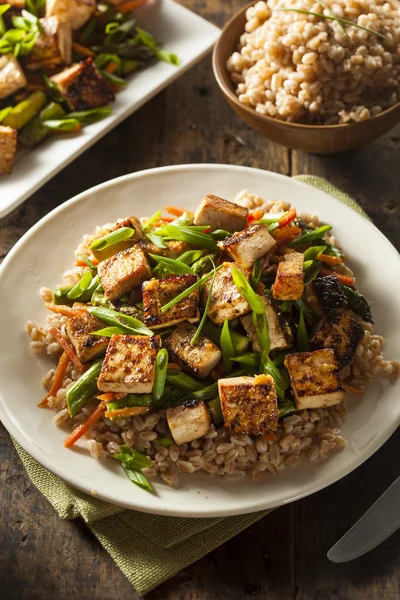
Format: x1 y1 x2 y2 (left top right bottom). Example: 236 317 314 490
2 91 47 130
19 101 65 148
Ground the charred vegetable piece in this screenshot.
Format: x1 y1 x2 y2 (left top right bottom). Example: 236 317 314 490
342 284 374 324
19 101 65 147
311 312 364 366
312 275 348 313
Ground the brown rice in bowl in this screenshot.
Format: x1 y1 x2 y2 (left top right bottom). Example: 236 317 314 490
227 0 400 124
27 190 400 489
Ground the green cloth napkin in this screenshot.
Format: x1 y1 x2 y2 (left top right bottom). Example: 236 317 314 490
11 175 369 596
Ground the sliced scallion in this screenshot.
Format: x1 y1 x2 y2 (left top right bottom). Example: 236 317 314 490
220 319 235 374
90 227 135 251
190 259 217 345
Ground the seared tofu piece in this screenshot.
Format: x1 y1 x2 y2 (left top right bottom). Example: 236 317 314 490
311 312 364 366
0 54 27 100
272 251 304 301
139 238 189 261
202 262 251 324
166 401 211 445
0 126 17 175
241 296 293 352
50 58 114 111
26 16 72 72
193 194 248 232
165 322 221 379
91 216 144 262
46 0 96 30
218 375 278 435
97 334 161 393
98 246 151 302
142 275 199 329
312 275 348 313
284 349 344 410
65 312 108 363
218 223 276 269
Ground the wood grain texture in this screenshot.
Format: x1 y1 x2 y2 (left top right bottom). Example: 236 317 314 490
0 1 399 599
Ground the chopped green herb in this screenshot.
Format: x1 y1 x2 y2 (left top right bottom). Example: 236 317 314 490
90 226 135 251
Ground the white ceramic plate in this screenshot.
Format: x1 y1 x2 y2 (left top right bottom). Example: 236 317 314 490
0 164 399 517
0 1 220 219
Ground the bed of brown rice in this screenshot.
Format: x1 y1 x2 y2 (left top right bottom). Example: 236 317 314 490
227 0 400 124
27 192 400 486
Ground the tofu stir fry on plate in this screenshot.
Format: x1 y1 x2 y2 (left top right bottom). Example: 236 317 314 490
0 0 178 175
28 191 399 492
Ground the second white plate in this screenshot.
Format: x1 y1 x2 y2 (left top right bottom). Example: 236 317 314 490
0 1 220 218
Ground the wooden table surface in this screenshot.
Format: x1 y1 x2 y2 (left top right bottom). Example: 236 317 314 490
1 1 399 598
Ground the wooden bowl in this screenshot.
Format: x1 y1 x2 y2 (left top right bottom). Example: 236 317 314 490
212 1 400 155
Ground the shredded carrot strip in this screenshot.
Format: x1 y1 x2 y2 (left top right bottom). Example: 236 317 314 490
278 208 297 228
45 302 87 318
104 61 118 73
167 362 181 370
97 392 127 401
247 209 263 223
72 42 95 57
274 225 301 246
117 0 148 13
317 253 342 266
320 268 355 286
164 206 185 217
64 402 107 447
343 384 364 396
38 352 70 408
105 406 151 419
49 327 86 374
75 257 99 267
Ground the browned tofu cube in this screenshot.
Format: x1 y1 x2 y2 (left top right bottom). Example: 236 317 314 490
0 54 27 100
97 334 161 393
65 312 108 363
50 58 114 111
218 223 276 269
311 312 364 366
272 251 304 300
193 194 248 232
218 375 278 435
91 216 144 262
26 16 72 72
166 401 211 445
0 126 17 175
202 262 251 324
284 349 344 410
142 275 199 329
98 245 151 302
46 0 96 30
165 322 221 379
241 296 293 352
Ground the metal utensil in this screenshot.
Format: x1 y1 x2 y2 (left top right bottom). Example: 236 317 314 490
328 476 400 563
